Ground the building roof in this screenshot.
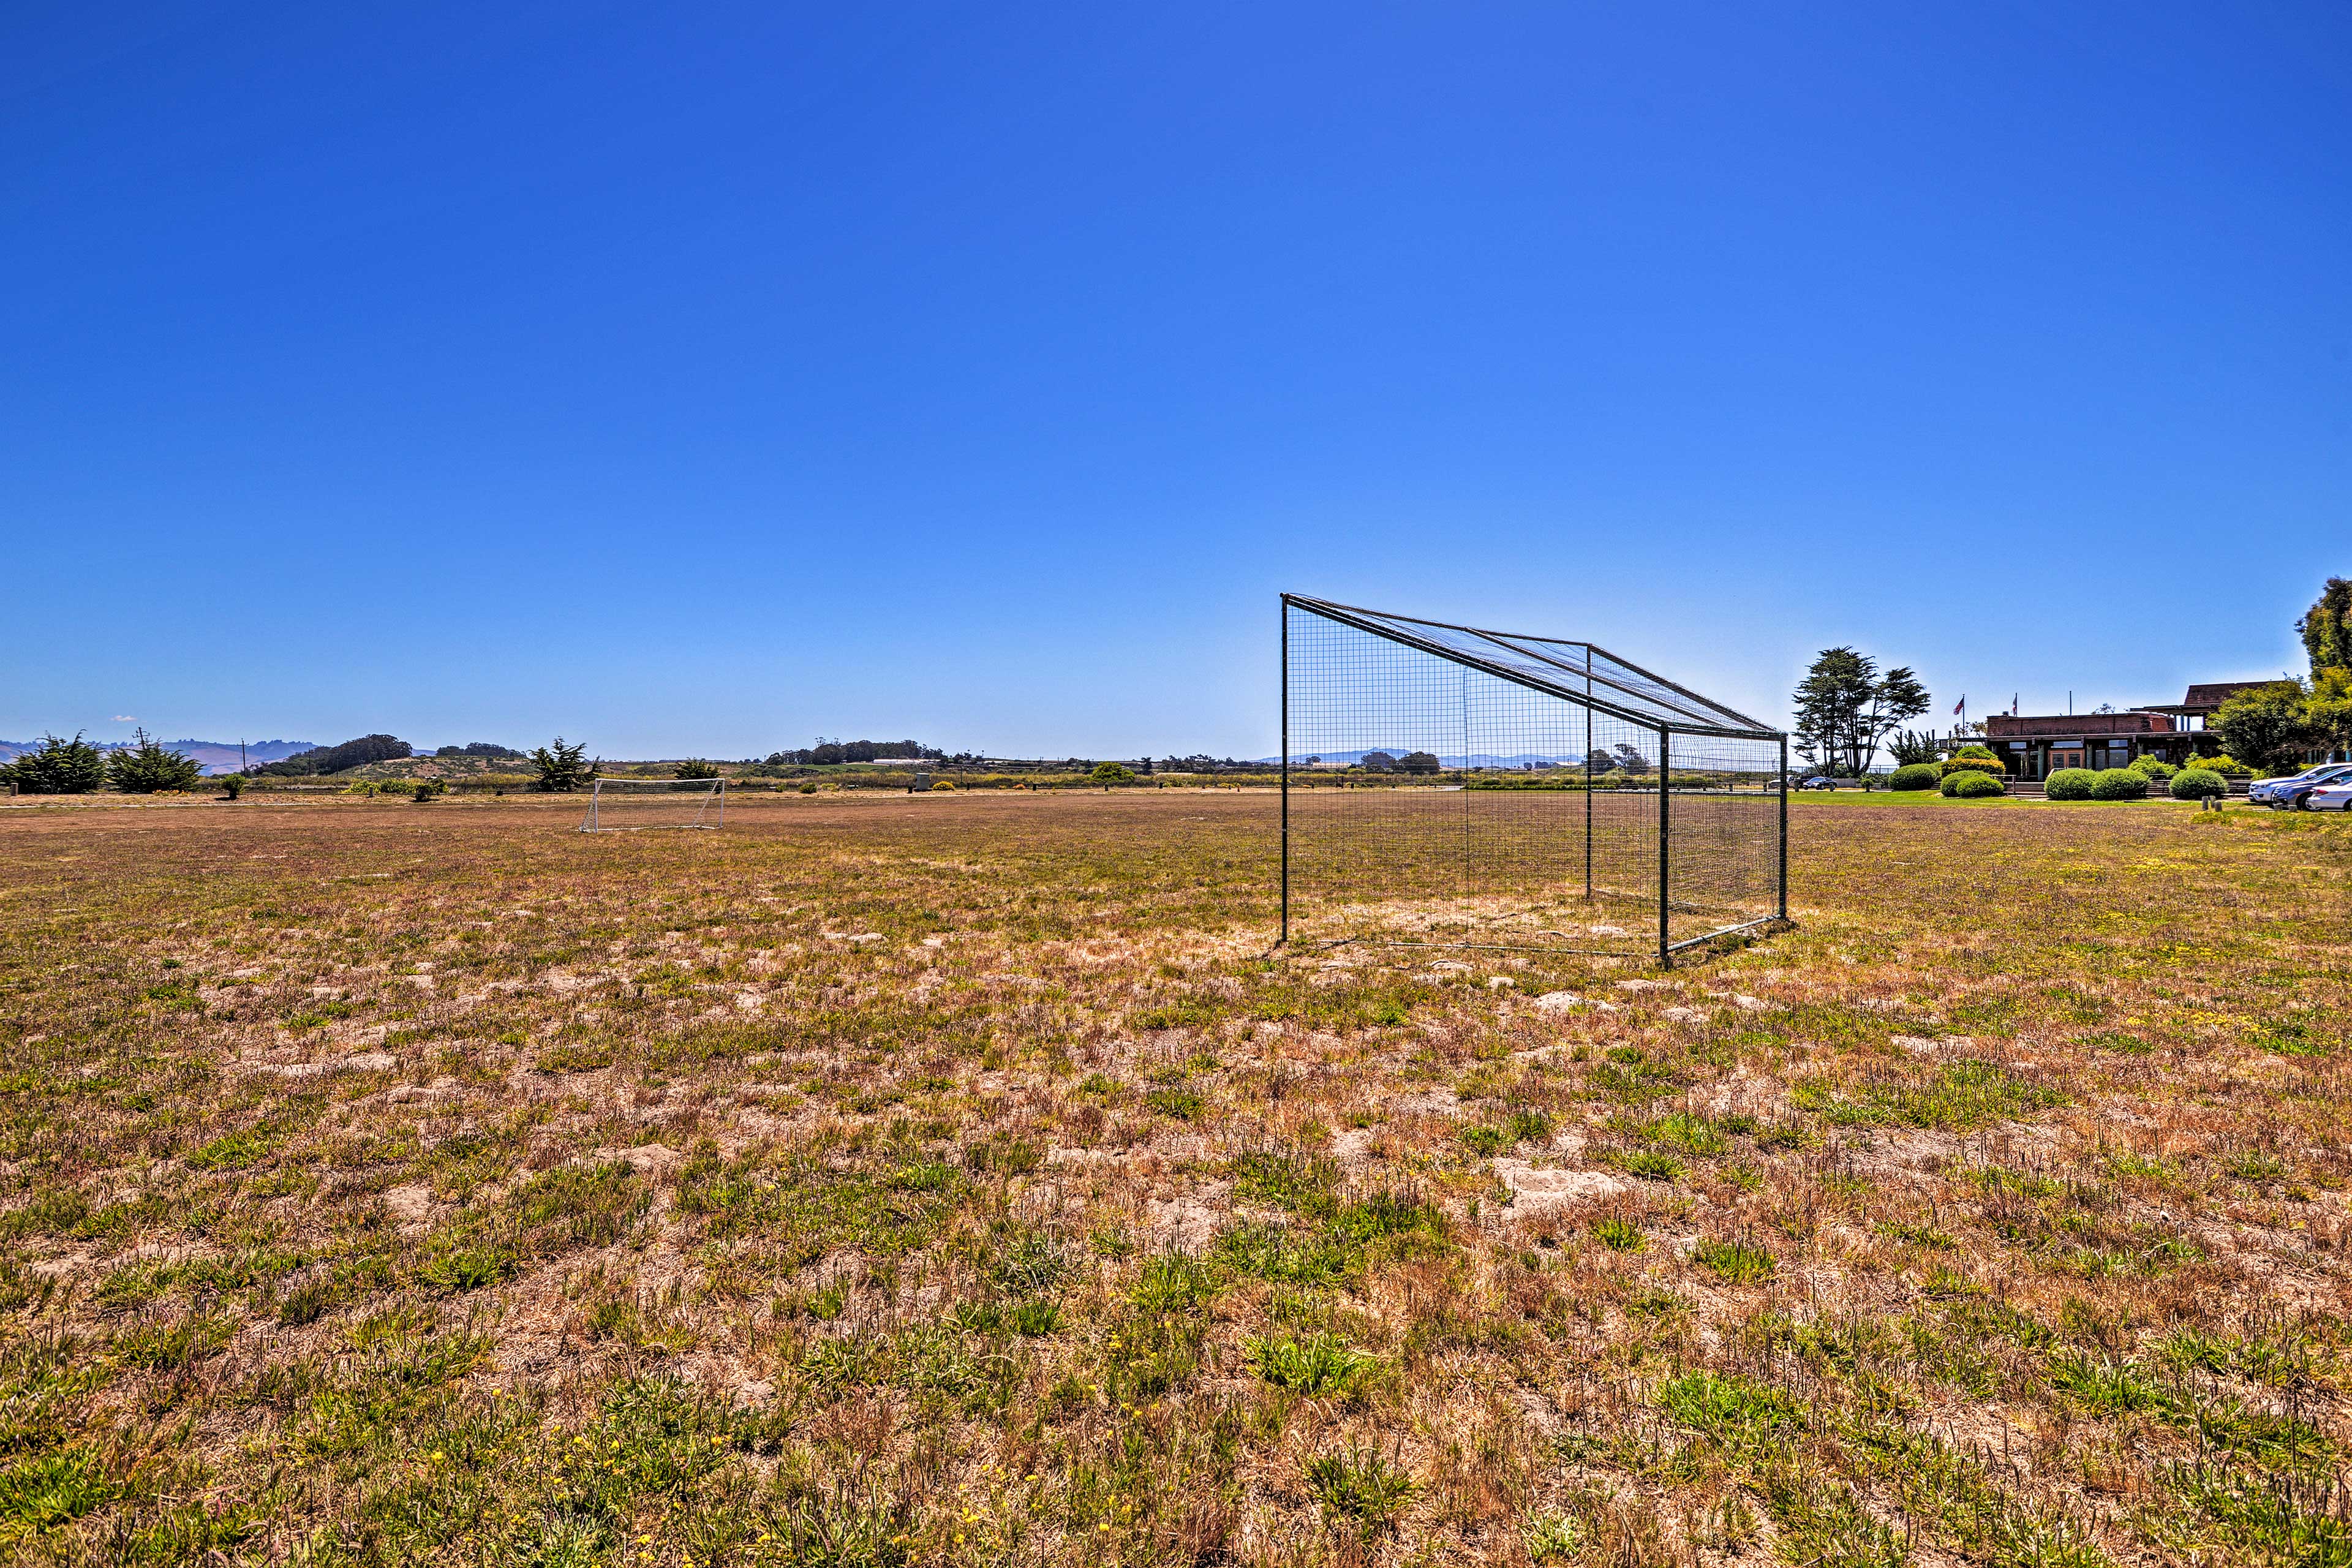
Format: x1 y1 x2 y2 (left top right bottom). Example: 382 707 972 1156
1988 712 2176 738
2185 680 2289 709
2135 679 2296 717
1283 594 1781 739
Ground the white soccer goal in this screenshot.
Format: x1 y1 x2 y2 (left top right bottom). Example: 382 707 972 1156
578 777 726 832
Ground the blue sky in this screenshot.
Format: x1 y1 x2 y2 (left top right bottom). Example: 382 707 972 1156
4 2 2346 758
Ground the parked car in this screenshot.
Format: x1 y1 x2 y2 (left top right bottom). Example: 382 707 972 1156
1795 775 1840 791
2253 762 2352 809
2250 765 2331 805
2305 782 2352 812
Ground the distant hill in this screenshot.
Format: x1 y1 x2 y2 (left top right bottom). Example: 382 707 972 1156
165 739 320 775
0 737 317 775
256 735 413 777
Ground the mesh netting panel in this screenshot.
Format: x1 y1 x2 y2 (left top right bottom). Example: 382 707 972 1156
1662 733 1784 948
1283 598 1783 959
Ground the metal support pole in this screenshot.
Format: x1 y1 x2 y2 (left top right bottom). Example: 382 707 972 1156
1583 666 1593 902
1280 597 1290 946
1657 724 1672 968
1776 734 1789 921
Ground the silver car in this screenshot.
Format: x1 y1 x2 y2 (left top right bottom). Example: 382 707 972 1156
2252 763 2352 808
2307 783 2352 812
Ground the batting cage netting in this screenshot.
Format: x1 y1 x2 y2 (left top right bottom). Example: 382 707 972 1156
1281 595 1788 963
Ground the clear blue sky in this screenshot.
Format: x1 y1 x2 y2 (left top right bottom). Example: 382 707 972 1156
6 2 2346 758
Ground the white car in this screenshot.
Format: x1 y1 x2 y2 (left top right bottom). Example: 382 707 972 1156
2306 783 2352 812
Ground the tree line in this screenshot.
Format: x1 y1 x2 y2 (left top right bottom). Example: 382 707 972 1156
763 739 944 766
1 731 590 795
1 729 205 794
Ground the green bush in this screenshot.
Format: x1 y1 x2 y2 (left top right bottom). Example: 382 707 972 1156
674 759 720 780
2170 768 2226 801
413 778 447 802
2 733 108 794
798 782 818 794
1888 764 1940 792
529 737 594 793
105 730 205 794
1090 762 1136 784
2089 767 2148 801
2198 753 2253 779
2127 755 2177 782
219 774 247 800
1940 771 2006 798
1887 729 1941 767
2046 767 2097 801
1939 755 2004 778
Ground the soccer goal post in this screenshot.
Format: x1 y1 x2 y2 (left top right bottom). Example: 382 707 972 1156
1280 594 1788 962
578 777 726 832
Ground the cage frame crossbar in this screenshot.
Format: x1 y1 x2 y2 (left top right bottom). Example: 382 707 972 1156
1283 594 1780 742
1280 592 1789 967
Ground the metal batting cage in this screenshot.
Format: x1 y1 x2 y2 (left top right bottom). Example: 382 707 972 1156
1281 594 1789 964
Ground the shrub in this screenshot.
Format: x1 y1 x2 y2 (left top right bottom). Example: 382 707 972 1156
1888 764 1940 792
2089 767 2148 801
1941 771 2005 798
2128 755 2177 781
2171 767 2226 801
529 737 594 793
413 778 447 802
798 782 818 794
931 778 956 791
674 759 720 780
2 733 108 794
2198 753 2253 779
2046 767 2097 801
1886 729 1941 767
1939 755 2004 778
219 774 246 800
106 730 205 794
1090 762 1136 784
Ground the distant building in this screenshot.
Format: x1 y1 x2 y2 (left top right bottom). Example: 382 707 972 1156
1975 681 2275 780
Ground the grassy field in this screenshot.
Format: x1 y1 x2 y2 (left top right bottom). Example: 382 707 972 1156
0 790 2346 1565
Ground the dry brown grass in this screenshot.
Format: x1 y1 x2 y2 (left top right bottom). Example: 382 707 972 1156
0 788 2346 1565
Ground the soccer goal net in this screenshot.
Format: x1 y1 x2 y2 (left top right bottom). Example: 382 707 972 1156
578 777 726 832
1281 594 1787 963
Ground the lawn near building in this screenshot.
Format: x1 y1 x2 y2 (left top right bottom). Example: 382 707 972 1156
0 790 2346 1563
